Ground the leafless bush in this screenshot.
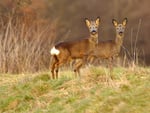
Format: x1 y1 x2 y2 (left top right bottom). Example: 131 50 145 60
0 16 56 73
121 19 144 68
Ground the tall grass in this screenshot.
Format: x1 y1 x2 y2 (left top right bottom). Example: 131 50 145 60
0 15 56 73
122 19 143 68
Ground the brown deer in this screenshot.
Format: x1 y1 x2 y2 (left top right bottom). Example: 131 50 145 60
88 18 128 74
50 17 100 79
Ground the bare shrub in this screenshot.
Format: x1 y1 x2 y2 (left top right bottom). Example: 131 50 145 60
0 15 56 73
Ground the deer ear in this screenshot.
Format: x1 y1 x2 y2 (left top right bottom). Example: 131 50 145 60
112 19 118 27
96 17 100 26
85 18 90 26
122 18 128 26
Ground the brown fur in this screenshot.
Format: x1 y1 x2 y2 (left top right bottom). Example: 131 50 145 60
50 17 100 79
90 34 124 60
88 18 128 78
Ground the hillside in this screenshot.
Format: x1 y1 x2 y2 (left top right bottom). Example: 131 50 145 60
0 66 150 113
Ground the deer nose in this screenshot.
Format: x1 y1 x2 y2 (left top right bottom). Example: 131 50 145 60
92 30 96 33
119 31 123 34
91 30 97 35
119 31 123 36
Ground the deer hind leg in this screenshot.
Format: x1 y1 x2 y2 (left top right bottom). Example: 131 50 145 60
50 60 65 79
51 60 58 79
55 63 59 79
50 55 59 79
55 58 69 79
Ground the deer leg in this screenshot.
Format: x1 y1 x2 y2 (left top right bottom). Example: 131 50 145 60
55 63 59 79
108 57 114 79
54 62 62 79
50 55 59 79
87 56 92 65
55 58 68 79
51 61 57 79
73 58 85 77
74 61 82 76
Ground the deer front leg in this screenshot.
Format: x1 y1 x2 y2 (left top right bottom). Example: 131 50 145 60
87 55 95 64
73 59 83 77
108 57 114 79
73 56 87 77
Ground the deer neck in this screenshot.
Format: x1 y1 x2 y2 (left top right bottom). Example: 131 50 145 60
115 34 124 52
115 34 124 45
89 33 98 45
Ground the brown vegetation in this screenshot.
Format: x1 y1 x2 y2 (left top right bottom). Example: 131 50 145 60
0 0 149 73
0 0 57 73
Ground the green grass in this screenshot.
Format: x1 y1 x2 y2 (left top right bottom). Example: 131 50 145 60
0 66 150 113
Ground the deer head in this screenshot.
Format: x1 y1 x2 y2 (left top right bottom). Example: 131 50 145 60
85 17 100 35
112 18 128 36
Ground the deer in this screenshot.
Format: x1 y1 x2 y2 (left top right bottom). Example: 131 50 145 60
88 18 128 77
50 17 100 79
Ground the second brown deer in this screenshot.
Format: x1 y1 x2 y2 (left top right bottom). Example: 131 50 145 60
88 18 128 77
50 17 100 79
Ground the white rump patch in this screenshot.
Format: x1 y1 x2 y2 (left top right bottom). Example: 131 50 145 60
50 46 60 55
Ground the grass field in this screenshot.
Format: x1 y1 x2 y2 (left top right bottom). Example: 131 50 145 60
0 66 150 113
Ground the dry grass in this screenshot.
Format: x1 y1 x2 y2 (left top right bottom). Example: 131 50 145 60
0 66 149 113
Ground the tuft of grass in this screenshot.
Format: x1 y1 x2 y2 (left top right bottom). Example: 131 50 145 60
49 76 71 90
90 66 107 76
33 73 50 82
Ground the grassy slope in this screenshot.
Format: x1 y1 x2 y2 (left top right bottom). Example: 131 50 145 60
0 66 150 113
